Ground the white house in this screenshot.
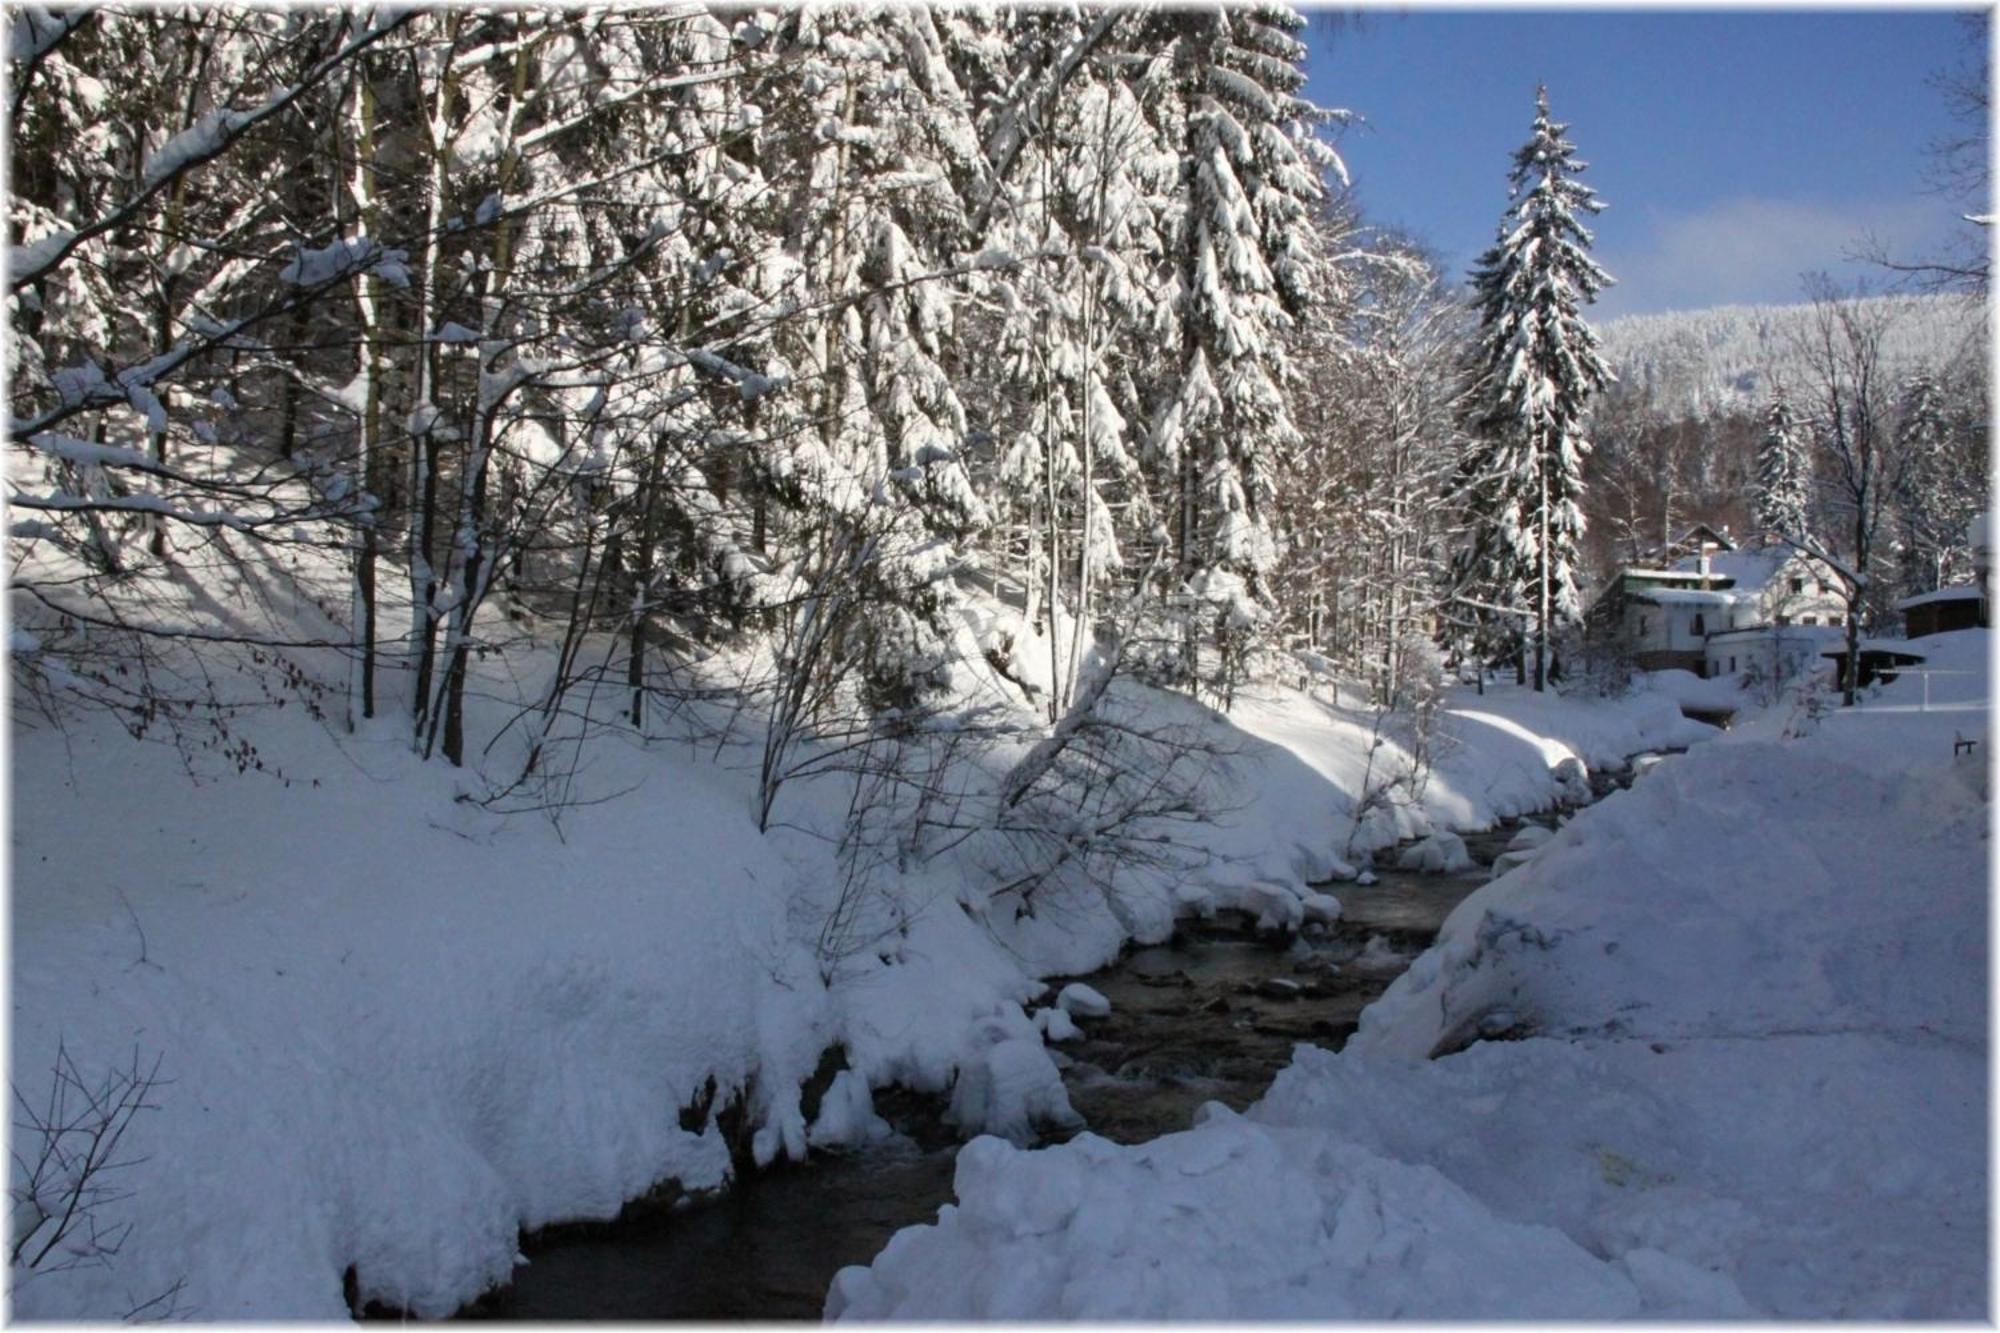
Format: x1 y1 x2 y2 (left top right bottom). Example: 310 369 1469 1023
1704 623 1846 685
1586 538 1848 679
1670 545 1848 630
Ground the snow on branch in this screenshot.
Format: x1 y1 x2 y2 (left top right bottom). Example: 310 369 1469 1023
8 11 415 294
8 3 97 121
277 236 411 289
682 347 784 401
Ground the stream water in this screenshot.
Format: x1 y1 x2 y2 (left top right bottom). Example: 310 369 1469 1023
459 780 1633 1321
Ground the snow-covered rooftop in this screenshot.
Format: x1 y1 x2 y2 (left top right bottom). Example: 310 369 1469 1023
1894 584 1984 611
1630 587 1740 607
1668 544 1797 595
1822 637 1928 658
1618 568 1719 582
1704 622 1845 644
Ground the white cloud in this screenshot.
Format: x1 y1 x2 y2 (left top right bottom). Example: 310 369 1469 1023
1591 194 1963 318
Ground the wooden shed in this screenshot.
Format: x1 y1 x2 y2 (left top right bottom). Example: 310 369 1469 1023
1822 639 1927 692
1895 585 1987 639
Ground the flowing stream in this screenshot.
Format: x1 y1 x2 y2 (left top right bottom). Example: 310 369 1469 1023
455 779 1635 1321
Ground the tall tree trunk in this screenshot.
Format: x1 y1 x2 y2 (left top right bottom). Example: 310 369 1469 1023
1535 449 1550 692
407 16 461 737
1844 492 1867 708
431 13 535 765
1043 351 1063 722
346 43 382 727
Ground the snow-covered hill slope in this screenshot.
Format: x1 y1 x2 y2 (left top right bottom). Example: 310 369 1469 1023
830 640 1989 1319
1598 293 1983 419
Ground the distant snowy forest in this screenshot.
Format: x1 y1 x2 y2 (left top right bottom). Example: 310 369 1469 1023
1587 292 1987 595
1600 294 1980 419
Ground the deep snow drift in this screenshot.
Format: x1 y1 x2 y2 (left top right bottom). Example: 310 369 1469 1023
831 636 1990 1320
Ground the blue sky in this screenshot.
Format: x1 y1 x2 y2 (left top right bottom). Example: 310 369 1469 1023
1299 9 1983 318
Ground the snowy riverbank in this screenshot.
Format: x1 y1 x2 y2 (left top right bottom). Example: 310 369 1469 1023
11 629 1718 1318
829 633 1990 1319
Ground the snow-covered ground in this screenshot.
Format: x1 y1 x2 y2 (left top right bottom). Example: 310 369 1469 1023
9 576 1715 1320
831 632 1990 1320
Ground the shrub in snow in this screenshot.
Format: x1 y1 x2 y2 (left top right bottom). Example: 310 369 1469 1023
9 1044 180 1316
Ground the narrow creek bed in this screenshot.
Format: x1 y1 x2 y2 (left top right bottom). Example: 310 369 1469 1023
455 786 1632 1321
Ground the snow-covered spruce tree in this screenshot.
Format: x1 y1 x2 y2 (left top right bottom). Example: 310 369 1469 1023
1892 366 1988 596
965 16 1173 719
1754 392 1812 541
1458 85 1612 691
704 1 997 803
1126 5 1338 702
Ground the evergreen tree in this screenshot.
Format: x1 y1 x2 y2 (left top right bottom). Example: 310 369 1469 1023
1458 85 1612 691
1136 5 1338 694
1754 393 1812 540
1894 368 1985 594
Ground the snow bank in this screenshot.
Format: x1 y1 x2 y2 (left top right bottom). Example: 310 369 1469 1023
1638 667 1747 712
1154 678 1715 926
829 1110 1644 1320
1353 733 1986 1059
834 685 1987 1318
9 718 824 1318
11 668 1149 1318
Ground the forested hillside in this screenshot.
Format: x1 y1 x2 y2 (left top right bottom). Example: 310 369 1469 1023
1597 293 1983 419
1584 291 1987 585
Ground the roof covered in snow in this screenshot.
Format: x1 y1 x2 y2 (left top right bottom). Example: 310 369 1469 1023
1619 568 1713 581
1895 584 1984 611
1668 544 1799 595
1630 587 1739 607
1821 638 1929 659
1704 622 1846 645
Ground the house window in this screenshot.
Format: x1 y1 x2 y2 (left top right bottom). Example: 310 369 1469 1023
1691 612 1706 636
1777 615 1790 626
1729 656 1737 672
1791 577 1804 593
1639 615 1649 637
1801 615 1816 625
